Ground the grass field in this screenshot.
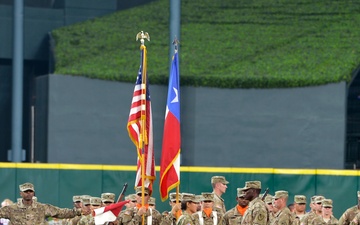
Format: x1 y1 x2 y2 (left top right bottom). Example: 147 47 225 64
52 0 360 88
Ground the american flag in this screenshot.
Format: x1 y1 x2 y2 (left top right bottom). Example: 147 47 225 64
127 45 156 194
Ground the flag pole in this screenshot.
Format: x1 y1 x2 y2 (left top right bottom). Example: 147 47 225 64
136 31 150 225
173 37 180 205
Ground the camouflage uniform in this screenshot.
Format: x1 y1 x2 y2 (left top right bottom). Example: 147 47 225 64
349 212 360 225
310 215 338 225
0 200 81 225
160 211 177 225
339 206 359 225
271 207 294 225
223 206 245 225
65 215 82 225
78 214 94 225
192 210 224 225
241 197 268 225
177 211 195 225
213 193 226 214
122 207 162 225
301 211 318 225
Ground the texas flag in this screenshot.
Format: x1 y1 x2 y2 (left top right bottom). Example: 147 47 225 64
159 50 181 201
93 200 129 224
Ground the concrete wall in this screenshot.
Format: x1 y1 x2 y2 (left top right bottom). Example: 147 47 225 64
36 74 346 169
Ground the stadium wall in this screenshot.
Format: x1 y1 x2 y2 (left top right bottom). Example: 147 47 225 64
35 74 346 168
0 163 358 218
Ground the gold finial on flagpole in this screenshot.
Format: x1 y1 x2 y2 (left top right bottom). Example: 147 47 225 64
136 31 150 45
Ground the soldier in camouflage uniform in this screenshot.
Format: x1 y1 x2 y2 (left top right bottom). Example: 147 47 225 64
265 195 275 225
293 195 307 225
192 193 224 225
301 196 325 225
162 193 198 225
339 191 360 225
160 193 183 225
309 199 338 225
67 195 91 225
223 188 249 225
271 191 295 225
241 181 268 225
118 194 137 225
0 182 87 225
78 197 103 225
211 176 229 214
121 187 162 225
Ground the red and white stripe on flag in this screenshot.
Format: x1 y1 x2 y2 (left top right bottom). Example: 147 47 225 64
93 200 129 225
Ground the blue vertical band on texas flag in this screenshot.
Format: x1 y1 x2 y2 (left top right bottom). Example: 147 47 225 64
166 52 180 121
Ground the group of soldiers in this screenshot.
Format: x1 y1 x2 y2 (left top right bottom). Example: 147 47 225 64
1 177 360 225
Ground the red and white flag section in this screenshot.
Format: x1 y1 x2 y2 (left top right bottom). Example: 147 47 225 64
93 200 129 224
127 45 156 193
159 51 181 201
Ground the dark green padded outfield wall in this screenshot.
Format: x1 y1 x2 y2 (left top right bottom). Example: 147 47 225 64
0 163 359 218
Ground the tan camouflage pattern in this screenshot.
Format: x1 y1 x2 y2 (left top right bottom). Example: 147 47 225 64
349 211 360 225
223 206 244 225
192 210 224 225
213 192 226 214
310 215 338 225
77 214 94 225
160 210 176 225
0 200 80 224
241 197 268 225
271 207 294 225
122 207 162 225
176 211 195 225
339 206 359 225
301 211 317 225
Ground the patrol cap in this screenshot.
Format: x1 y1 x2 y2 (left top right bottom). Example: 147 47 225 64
19 182 35 192
81 195 92 205
135 186 150 195
322 199 333 208
264 194 273 204
90 197 102 206
315 196 325 204
101 193 115 203
170 192 182 202
195 195 203 203
148 197 156 205
73 195 82 202
201 192 214 202
294 195 306 204
125 194 137 202
273 190 288 199
211 176 229 184
242 181 261 190
182 193 196 202
237 188 246 198
310 195 318 203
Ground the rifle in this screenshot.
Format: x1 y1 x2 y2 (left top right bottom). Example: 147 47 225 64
261 188 269 201
116 182 128 203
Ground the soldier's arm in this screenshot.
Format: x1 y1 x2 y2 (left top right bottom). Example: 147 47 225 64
350 214 360 225
0 206 11 219
43 203 82 219
339 211 350 225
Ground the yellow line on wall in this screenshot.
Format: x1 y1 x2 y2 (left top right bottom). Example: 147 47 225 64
0 163 358 176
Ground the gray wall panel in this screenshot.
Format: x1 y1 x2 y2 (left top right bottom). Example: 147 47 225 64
41 74 346 169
